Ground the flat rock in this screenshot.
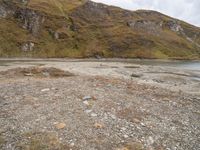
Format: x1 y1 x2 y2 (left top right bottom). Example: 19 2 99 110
55 123 66 129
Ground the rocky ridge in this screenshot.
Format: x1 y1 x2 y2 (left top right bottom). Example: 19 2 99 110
0 0 200 58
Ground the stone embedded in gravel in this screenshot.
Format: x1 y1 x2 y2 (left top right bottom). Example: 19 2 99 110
82 96 92 101
91 113 97 117
55 123 66 129
110 114 117 120
94 123 104 129
83 101 90 106
117 142 143 150
41 88 50 92
116 147 129 150
121 127 126 131
133 118 141 124
147 136 154 146
131 73 143 78
24 73 33 76
70 142 75 147
123 134 129 139
85 110 92 113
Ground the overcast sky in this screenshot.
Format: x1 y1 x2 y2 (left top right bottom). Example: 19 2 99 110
92 0 200 27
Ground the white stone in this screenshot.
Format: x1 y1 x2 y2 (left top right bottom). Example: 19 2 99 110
91 113 97 117
83 101 89 106
85 110 92 113
41 88 50 92
83 96 92 101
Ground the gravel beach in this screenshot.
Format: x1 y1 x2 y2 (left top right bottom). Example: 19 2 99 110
0 59 199 150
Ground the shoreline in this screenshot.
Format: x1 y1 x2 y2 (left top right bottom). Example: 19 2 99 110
0 57 200 62
0 60 200 94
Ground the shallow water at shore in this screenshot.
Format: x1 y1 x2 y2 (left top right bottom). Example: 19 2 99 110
1 59 199 70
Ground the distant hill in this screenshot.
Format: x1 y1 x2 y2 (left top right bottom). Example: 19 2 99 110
0 0 200 59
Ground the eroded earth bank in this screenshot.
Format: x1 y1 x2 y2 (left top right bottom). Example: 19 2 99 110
0 59 199 150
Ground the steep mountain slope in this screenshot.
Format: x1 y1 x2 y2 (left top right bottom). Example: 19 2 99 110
0 0 200 59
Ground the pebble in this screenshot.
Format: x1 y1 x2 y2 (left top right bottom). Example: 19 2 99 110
110 114 116 120
94 123 104 128
121 127 126 131
24 73 33 76
147 136 154 145
41 88 50 92
55 123 66 129
123 134 129 138
70 142 75 147
91 113 97 117
82 96 92 101
83 101 89 106
85 110 92 113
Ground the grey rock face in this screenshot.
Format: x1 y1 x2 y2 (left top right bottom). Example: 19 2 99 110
10 0 30 5
15 9 45 36
0 5 7 18
20 0 29 4
166 20 183 32
1 1 44 36
127 20 162 35
21 42 35 51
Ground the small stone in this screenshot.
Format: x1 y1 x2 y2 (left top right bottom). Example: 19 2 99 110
43 72 50 77
91 113 97 117
147 136 154 145
55 123 66 129
94 123 104 129
110 114 116 120
131 73 142 78
83 101 89 106
133 118 140 124
24 73 33 76
41 88 50 92
123 135 129 138
121 140 125 143
70 142 75 147
116 148 129 150
82 96 92 101
121 127 126 131
85 110 92 113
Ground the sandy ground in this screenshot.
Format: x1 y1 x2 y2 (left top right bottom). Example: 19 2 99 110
0 59 199 150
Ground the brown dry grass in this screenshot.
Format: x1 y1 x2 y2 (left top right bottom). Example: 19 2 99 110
16 132 73 150
0 67 74 78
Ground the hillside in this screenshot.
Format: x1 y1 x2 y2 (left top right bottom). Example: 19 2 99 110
0 0 200 59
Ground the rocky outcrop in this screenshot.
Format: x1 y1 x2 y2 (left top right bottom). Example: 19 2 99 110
0 1 44 36
21 42 35 51
0 0 200 58
0 5 7 17
14 8 45 36
0 3 14 18
127 19 185 35
165 20 183 32
127 20 162 35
